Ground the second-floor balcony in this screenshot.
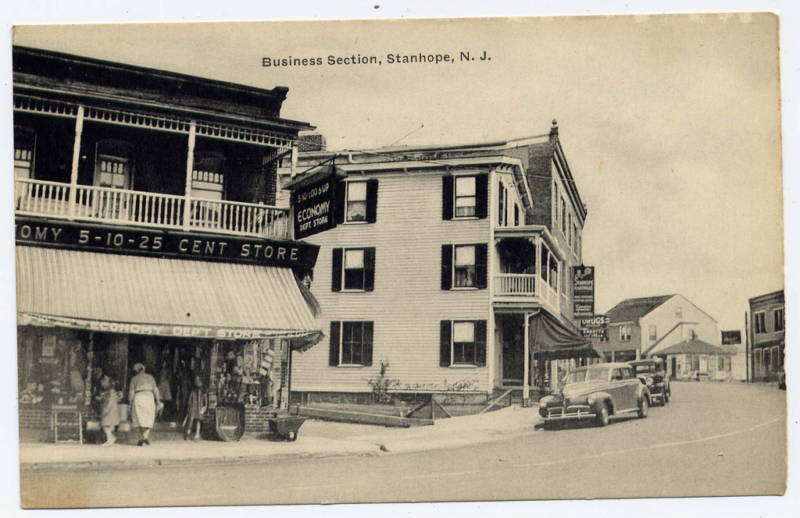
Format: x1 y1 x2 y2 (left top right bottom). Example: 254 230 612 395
494 273 561 314
15 178 290 240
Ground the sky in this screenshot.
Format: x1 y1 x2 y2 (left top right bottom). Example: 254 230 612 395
11 14 784 334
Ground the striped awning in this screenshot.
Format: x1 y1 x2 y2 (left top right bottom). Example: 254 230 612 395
16 246 321 342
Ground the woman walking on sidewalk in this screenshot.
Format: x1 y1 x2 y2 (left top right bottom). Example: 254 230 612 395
183 375 207 441
129 363 161 446
99 374 120 447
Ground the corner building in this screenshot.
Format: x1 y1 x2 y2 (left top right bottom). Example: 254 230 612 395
279 121 598 409
14 46 322 440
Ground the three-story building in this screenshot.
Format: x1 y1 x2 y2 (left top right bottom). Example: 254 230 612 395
278 121 598 409
749 290 785 382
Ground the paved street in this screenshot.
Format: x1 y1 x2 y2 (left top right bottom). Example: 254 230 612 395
21 382 786 508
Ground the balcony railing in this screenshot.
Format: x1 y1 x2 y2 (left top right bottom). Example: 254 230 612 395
15 178 290 240
493 273 561 314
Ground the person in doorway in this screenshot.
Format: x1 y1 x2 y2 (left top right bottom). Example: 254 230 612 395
157 360 173 420
183 375 207 441
99 374 120 447
129 363 161 446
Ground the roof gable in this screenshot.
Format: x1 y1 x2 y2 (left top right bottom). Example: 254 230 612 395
607 295 675 323
657 338 729 356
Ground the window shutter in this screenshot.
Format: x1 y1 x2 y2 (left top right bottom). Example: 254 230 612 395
366 179 379 223
334 179 346 224
442 176 454 220
329 321 341 366
440 321 452 367
363 247 376 291
331 248 343 292
475 320 487 367
475 173 489 219
362 322 374 366
475 243 488 289
441 244 453 290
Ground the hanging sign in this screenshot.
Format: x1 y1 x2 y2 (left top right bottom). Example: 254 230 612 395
721 330 742 345
572 265 595 318
291 170 338 239
578 314 610 341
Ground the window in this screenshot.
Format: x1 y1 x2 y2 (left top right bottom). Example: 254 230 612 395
718 356 725 370
443 175 487 220
329 321 373 366
497 182 505 226
560 197 567 235
454 245 477 288
440 320 486 367
95 140 133 189
192 151 226 200
514 204 520 226
754 349 763 377
345 181 368 222
675 306 683 319
343 249 366 290
331 248 375 292
548 254 558 290
455 176 477 218
619 325 631 342
754 312 766 334
773 308 784 332
690 354 700 371
648 325 657 341
14 127 35 180
572 223 578 252
567 213 573 247
771 346 780 373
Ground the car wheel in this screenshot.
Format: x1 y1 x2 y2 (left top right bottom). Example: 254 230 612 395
596 403 610 427
638 395 649 418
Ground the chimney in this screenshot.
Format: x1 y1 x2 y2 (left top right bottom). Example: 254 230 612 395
549 118 559 141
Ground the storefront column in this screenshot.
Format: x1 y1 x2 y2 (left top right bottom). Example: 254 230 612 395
67 105 84 220
83 332 94 407
522 312 530 405
182 120 197 230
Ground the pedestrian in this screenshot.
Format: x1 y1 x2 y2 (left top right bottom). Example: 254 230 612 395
99 374 120 447
183 375 207 441
128 363 162 446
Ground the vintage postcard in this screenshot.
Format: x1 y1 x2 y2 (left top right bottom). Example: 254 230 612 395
9 13 786 510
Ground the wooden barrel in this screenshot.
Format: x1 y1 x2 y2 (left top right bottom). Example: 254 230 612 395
214 403 245 442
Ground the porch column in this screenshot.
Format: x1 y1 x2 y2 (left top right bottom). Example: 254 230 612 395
67 105 85 219
182 121 197 230
534 236 541 294
290 145 298 178
523 312 530 405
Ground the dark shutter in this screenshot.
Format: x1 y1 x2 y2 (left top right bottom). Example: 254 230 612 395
474 320 487 367
362 322 373 366
442 176 454 220
475 243 488 289
440 320 452 367
441 244 453 290
475 173 489 219
366 179 379 223
331 248 343 292
364 247 376 291
329 321 341 366
334 179 346 224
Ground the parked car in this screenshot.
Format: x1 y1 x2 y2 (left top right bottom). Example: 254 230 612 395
628 358 671 405
538 362 651 429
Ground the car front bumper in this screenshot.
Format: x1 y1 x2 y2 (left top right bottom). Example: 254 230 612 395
541 405 595 421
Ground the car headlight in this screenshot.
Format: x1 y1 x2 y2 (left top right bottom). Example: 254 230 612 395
539 398 549 408
587 396 595 405
646 376 654 386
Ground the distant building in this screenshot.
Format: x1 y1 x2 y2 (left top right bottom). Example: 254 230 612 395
598 294 725 379
748 290 785 382
656 337 733 381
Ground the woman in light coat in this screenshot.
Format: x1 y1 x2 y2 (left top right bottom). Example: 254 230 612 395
128 363 161 446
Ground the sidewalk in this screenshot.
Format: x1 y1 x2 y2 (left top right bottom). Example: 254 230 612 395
19 406 539 472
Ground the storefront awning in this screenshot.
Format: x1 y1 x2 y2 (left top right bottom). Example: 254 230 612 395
16 246 322 346
528 311 602 360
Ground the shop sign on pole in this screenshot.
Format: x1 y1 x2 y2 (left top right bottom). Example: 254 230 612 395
578 314 610 341
721 330 742 345
572 265 595 318
291 170 337 239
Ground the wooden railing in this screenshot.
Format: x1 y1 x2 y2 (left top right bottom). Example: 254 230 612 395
14 178 290 239
494 273 537 295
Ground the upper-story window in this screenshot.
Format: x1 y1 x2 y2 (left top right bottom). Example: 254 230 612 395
497 181 505 226
192 151 226 200
95 140 134 189
335 179 378 224
14 127 36 180
331 247 375 292
442 174 487 220
754 311 766 334
620 325 631 342
675 306 683 319
441 244 487 290
345 181 368 222
773 308 784 332
514 204 520 226
560 196 567 235
649 325 657 341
